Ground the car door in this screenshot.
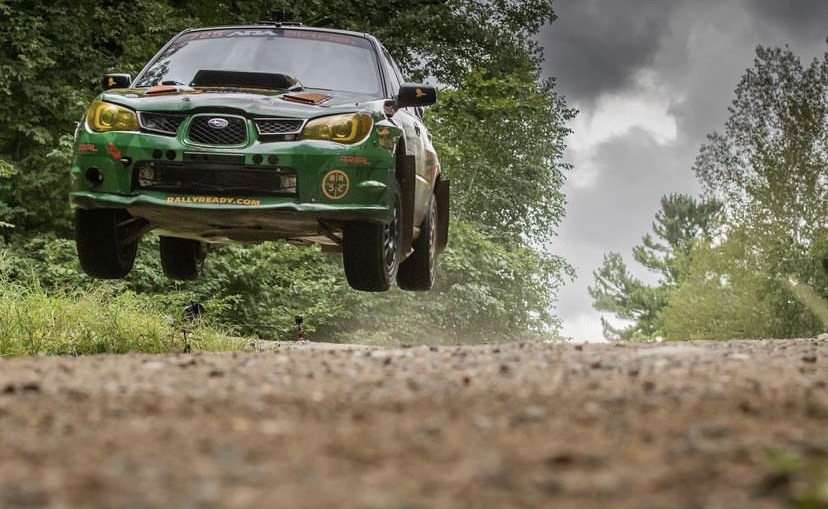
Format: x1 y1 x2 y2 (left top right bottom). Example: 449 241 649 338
381 49 438 225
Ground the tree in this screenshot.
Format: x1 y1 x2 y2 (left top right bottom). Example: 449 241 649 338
589 193 721 340
0 0 575 343
659 230 822 340
0 0 196 235
313 219 571 345
429 71 572 245
689 44 828 337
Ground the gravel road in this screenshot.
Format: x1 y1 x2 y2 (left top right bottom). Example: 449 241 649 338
1 337 826 508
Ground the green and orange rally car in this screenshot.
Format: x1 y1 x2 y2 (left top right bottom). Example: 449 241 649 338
70 20 449 292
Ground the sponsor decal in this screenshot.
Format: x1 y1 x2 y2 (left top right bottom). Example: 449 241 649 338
106 142 122 160
376 127 393 150
77 143 97 153
166 196 262 206
322 170 350 200
339 155 369 166
176 29 369 48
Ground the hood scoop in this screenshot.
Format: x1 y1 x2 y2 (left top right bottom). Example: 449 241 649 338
281 92 331 105
145 84 186 96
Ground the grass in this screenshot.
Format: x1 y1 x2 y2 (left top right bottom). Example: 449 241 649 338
786 278 828 331
0 282 245 356
766 446 828 508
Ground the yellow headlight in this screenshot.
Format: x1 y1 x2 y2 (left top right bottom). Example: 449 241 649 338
302 113 373 144
86 101 139 132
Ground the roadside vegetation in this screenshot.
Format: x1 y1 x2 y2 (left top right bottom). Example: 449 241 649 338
0 1 574 351
591 45 828 341
0 277 242 356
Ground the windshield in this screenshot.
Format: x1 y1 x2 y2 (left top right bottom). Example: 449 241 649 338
134 28 383 96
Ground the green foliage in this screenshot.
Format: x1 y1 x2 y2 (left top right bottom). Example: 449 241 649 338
658 234 779 340
131 240 353 340
0 0 574 346
327 219 572 345
695 46 827 231
429 71 573 244
0 278 242 356
661 229 824 340
0 157 17 231
589 194 721 340
0 0 195 234
257 0 557 84
634 194 723 285
785 279 828 331
600 44 828 341
679 44 828 338
766 447 828 509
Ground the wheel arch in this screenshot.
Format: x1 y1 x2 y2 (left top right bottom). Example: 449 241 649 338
395 141 416 258
435 175 450 253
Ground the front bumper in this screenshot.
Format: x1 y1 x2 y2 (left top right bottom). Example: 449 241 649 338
70 129 398 240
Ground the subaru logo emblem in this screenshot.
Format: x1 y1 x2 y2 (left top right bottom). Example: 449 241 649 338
207 117 229 129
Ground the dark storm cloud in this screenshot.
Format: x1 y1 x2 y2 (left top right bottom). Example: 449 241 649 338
542 0 827 105
552 132 692 338
750 0 828 38
559 131 697 252
541 0 677 104
543 0 827 339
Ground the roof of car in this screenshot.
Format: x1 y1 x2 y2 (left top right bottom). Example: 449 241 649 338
176 23 377 42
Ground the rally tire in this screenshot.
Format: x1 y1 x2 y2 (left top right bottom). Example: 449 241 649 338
160 236 206 281
397 193 438 291
343 185 402 292
75 208 139 279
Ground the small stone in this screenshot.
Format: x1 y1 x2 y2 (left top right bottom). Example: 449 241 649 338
512 405 546 425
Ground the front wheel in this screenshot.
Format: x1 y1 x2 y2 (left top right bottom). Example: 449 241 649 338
343 185 402 292
160 236 206 281
397 193 437 291
75 208 140 279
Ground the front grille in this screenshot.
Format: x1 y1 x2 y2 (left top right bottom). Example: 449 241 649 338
139 112 185 135
254 118 304 135
132 159 297 197
187 114 247 146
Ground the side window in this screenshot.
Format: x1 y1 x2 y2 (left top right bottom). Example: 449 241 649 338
382 49 402 94
382 49 423 119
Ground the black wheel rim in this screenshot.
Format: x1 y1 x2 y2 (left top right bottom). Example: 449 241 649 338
383 200 401 277
427 200 437 282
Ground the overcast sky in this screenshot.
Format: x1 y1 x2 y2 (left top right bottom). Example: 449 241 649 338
539 0 828 340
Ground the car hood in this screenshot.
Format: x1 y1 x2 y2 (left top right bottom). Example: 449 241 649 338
99 87 383 118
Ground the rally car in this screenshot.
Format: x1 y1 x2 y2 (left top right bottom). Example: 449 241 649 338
70 21 449 291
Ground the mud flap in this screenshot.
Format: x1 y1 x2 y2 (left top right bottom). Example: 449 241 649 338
435 177 450 253
398 155 416 257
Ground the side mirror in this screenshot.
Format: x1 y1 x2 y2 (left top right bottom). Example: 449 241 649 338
102 73 132 90
396 83 436 108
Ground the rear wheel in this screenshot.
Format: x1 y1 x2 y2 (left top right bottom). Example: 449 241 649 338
160 236 206 281
75 208 140 279
343 185 402 292
397 193 437 291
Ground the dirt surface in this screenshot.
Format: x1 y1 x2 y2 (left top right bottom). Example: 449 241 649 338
1 337 827 509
